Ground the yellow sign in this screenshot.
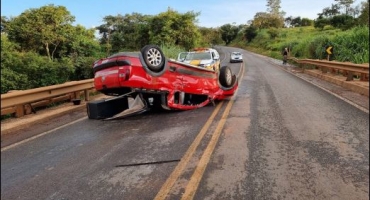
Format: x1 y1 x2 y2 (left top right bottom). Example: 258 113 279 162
326 46 333 54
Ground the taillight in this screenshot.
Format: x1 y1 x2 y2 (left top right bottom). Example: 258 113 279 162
118 67 131 83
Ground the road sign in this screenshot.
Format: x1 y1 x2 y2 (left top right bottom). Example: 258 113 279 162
326 46 333 55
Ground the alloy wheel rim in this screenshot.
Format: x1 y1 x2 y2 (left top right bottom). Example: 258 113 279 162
147 48 162 66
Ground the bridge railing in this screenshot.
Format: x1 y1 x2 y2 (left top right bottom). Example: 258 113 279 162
1 79 94 117
291 58 369 81
1 59 369 118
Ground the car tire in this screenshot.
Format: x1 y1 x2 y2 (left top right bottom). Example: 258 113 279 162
141 45 165 72
219 66 233 87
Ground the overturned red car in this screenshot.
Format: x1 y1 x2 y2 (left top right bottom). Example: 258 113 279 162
87 45 238 119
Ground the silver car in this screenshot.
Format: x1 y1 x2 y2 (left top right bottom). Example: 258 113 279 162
230 52 243 63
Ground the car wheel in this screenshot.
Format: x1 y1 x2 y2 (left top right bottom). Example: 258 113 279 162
219 66 233 87
141 45 165 72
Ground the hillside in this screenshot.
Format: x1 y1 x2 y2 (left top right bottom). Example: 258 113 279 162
232 26 369 64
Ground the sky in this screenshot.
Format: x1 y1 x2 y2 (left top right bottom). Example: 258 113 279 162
1 0 362 28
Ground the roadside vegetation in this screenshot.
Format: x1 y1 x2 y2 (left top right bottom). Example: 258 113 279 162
1 0 368 94
232 25 369 64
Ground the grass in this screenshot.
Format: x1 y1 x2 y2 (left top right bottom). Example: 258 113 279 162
234 26 369 64
160 44 187 60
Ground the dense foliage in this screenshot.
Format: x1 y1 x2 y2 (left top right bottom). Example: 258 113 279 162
233 26 369 64
0 6 211 94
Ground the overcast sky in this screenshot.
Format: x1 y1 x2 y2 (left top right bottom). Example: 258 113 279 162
1 0 362 28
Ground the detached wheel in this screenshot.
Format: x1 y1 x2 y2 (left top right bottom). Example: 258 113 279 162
141 45 165 72
219 66 233 87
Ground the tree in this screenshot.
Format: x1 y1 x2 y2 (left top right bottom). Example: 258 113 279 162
244 26 258 43
301 18 313 26
331 14 355 30
7 4 75 60
219 23 239 45
314 18 331 29
198 27 222 46
266 0 282 15
251 0 285 29
284 16 293 27
334 0 355 14
148 8 200 50
358 1 369 26
291 17 302 27
252 12 284 29
96 13 151 53
320 4 341 18
1 16 9 33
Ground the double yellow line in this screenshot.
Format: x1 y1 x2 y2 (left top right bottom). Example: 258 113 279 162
155 62 244 200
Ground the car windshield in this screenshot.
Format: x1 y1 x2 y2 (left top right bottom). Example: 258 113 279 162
185 52 212 60
232 52 241 56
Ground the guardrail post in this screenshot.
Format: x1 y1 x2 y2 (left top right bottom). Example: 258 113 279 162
360 73 368 81
84 89 90 101
346 72 354 81
72 91 80 100
322 67 328 73
15 105 24 118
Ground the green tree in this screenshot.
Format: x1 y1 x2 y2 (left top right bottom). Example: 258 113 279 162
291 17 302 27
148 8 200 50
266 0 283 15
301 18 313 26
334 0 355 14
314 18 331 29
252 12 284 29
244 25 258 42
96 13 151 53
358 1 369 26
198 27 223 46
219 23 240 45
320 4 341 17
1 34 27 94
7 4 75 60
285 16 293 27
66 25 102 58
331 14 355 30
1 16 9 33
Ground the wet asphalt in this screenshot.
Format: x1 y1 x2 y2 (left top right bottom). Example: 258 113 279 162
1 46 368 200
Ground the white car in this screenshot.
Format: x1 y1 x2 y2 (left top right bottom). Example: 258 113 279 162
230 52 243 63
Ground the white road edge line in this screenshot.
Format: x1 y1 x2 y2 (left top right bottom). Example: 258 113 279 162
282 65 369 114
263 54 369 114
1 117 87 152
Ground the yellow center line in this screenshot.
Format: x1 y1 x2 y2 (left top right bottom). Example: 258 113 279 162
154 101 224 200
181 61 244 200
181 97 236 200
155 60 245 200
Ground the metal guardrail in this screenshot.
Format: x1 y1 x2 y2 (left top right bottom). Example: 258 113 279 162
291 58 369 81
1 79 94 117
1 59 369 118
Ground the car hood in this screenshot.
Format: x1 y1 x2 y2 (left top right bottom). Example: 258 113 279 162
185 59 213 66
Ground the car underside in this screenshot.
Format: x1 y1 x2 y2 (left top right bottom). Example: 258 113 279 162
87 45 238 119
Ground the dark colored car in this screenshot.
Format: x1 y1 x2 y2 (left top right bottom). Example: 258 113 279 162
88 45 238 119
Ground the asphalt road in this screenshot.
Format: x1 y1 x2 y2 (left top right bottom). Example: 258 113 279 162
1 46 369 200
